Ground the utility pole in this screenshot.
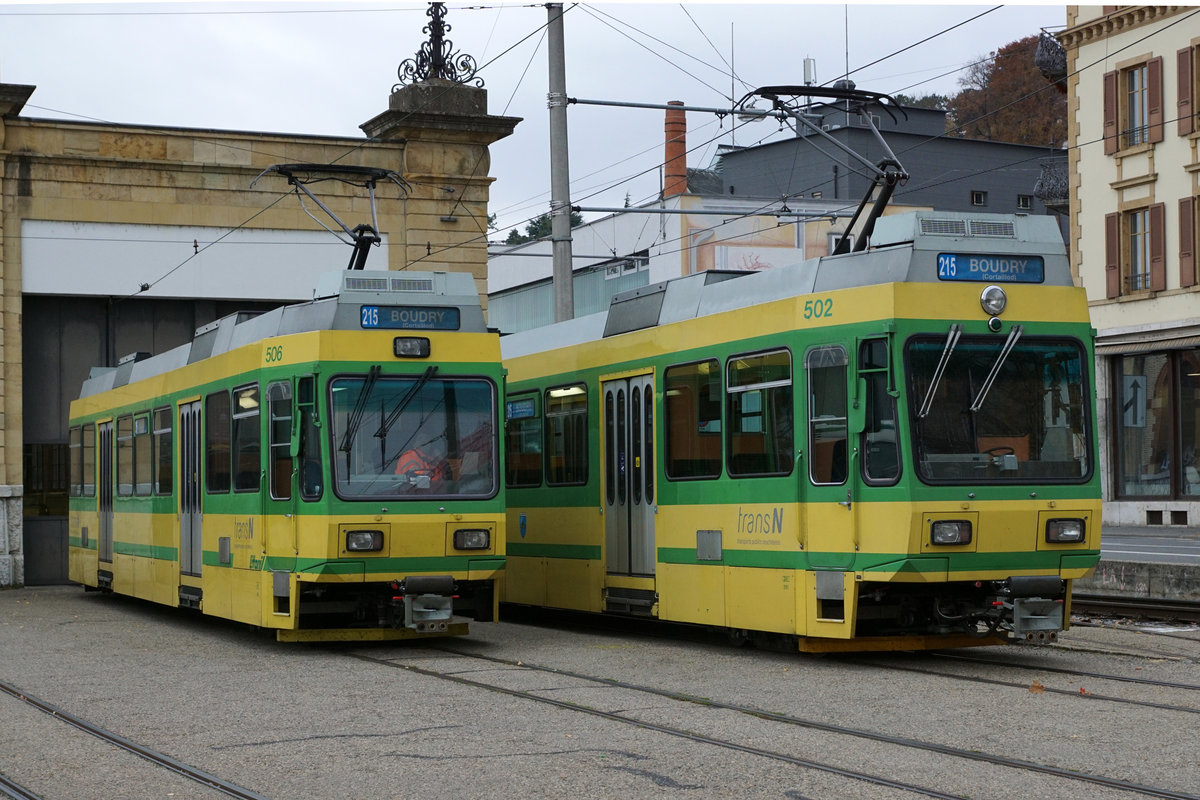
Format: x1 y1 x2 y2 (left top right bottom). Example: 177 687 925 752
547 2 574 322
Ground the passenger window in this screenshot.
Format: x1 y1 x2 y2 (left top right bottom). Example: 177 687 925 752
133 413 152 496
505 393 542 487
860 339 900 483
205 391 231 493
69 426 81 498
727 350 793 477
116 414 134 497
665 359 722 479
233 385 261 492
297 376 323 501
545 384 587 485
268 382 292 500
153 408 173 495
806 345 849 485
82 423 95 497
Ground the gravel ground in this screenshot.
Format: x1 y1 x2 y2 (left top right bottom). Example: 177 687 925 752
1 586 1197 800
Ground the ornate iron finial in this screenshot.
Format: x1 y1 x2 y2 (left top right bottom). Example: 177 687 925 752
394 2 484 90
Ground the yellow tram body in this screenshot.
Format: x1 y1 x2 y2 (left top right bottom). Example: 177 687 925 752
69 271 505 640
502 211 1101 651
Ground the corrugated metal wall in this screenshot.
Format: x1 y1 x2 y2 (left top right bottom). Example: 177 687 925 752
21 295 279 584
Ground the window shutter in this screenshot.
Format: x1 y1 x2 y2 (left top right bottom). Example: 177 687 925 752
1103 70 1119 154
1180 47 1195 137
1181 196 1197 288
1148 56 1164 143
1149 202 1166 291
1105 212 1121 298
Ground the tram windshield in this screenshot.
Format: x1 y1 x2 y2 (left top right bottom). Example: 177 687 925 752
330 372 497 499
905 334 1091 483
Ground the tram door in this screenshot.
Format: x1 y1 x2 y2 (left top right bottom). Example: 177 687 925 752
803 344 856 570
179 401 202 577
263 381 297 591
97 421 114 564
603 376 656 576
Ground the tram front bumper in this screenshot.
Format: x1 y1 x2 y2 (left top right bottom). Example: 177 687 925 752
997 576 1066 643
392 575 457 632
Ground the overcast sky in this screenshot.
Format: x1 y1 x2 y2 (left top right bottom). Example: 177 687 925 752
0 1 1066 240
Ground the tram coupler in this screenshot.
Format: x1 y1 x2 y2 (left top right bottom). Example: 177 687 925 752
995 576 1066 643
391 576 457 633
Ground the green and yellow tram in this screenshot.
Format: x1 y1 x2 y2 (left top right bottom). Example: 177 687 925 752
68 270 504 641
501 210 1100 652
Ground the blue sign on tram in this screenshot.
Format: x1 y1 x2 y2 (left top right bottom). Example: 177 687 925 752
937 253 1045 284
360 305 461 330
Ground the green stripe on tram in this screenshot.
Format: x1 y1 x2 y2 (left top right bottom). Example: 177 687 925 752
506 542 602 560
113 542 180 561
655 548 1099 572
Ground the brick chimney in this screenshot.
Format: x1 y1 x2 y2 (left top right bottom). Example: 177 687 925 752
664 100 687 198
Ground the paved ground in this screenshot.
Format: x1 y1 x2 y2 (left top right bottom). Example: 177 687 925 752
1 586 1198 799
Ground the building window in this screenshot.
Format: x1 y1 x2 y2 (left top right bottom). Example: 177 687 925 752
1105 204 1165 298
1103 57 1163 154
1182 195 1198 289
1017 195 1032 211
1128 208 1151 291
971 191 987 207
1125 63 1150 146
24 443 68 516
1114 349 1200 498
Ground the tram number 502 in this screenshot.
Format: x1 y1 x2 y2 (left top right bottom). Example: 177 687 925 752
803 298 834 319
264 345 284 363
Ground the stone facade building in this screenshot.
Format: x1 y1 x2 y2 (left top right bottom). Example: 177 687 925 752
1058 5 1200 526
0 65 517 586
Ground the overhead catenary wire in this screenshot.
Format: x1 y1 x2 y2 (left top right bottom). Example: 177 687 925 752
10 4 1150 295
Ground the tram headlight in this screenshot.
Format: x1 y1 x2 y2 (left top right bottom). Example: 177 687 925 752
930 520 973 546
1045 518 1085 543
345 529 384 551
393 337 431 358
980 285 1007 316
453 528 490 550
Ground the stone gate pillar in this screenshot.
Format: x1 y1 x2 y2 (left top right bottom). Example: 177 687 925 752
361 2 519 304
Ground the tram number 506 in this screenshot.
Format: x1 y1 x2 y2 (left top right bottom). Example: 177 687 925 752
803 298 834 319
264 345 284 363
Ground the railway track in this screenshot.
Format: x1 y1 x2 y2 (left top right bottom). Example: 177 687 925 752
0 771 40 800
0 679 268 800
1072 594 1200 624
348 646 1200 800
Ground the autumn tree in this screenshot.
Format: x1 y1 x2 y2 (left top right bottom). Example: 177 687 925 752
946 35 1066 146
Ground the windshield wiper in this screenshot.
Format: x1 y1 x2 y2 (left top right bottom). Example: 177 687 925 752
375 365 438 441
917 324 961 419
970 325 1024 412
339 364 381 453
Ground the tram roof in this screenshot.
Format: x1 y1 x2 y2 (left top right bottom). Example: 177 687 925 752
500 211 1069 359
79 269 486 398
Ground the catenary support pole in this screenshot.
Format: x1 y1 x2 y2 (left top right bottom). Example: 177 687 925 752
547 3 574 322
